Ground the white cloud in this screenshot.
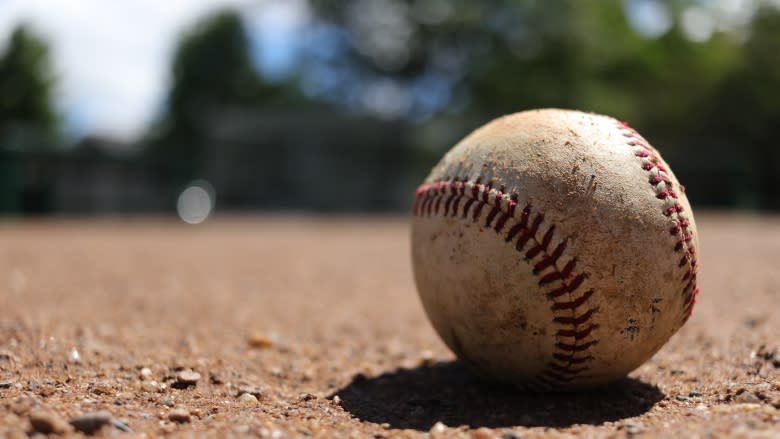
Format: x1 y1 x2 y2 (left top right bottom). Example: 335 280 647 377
623 0 672 39
0 0 262 142
682 6 715 43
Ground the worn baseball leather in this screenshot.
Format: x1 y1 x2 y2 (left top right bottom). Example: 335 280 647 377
411 109 699 390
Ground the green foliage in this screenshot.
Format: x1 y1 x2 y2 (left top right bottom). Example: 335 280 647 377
306 0 779 208
697 5 780 209
147 9 306 184
147 1 780 209
167 10 279 117
0 24 59 147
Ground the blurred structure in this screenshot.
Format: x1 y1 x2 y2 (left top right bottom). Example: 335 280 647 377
1 1 779 215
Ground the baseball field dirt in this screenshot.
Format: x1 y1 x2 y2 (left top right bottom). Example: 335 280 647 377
0 213 778 438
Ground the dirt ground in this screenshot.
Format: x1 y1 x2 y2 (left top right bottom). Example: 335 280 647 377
0 213 778 438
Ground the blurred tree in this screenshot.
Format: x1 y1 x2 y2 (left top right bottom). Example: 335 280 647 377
700 5 780 209
142 0 780 211
146 9 304 186
0 24 59 147
305 0 743 123
306 0 778 208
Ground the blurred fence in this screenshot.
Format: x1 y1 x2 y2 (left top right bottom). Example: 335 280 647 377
0 109 440 215
2 1 780 215
0 112 767 215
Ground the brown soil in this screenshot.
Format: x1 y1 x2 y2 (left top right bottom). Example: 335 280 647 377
0 214 778 438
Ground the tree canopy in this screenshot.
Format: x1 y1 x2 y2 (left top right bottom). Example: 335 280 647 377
0 24 59 147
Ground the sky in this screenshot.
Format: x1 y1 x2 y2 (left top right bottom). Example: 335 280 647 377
0 0 310 142
0 0 770 143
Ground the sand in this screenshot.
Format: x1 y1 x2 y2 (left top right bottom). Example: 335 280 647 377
0 213 778 438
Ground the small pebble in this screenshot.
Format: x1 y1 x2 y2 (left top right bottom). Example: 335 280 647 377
472 427 494 439
233 425 250 434
174 370 201 388
734 391 761 404
141 380 160 392
420 350 435 365
332 395 341 405
111 418 133 432
675 395 690 401
689 390 703 397
0 350 15 362
4 413 20 426
248 333 274 349
139 368 153 380
430 421 447 436
623 422 646 435
68 348 81 364
238 393 259 404
168 408 191 423
237 385 266 399
161 398 175 407
29 409 71 435
0 381 13 389
89 380 114 395
69 411 112 435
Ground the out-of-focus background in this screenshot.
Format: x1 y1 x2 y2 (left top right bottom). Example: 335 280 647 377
3 3 780 437
1 0 779 221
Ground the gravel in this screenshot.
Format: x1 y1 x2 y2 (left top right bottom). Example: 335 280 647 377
173 370 201 389
168 408 191 423
0 216 777 438
29 409 71 435
69 411 113 435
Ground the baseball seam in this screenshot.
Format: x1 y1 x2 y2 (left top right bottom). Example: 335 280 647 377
413 178 599 389
615 121 700 324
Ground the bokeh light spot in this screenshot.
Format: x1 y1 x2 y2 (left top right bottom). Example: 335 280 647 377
177 180 215 224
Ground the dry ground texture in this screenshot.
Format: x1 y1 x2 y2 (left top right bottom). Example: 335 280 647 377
0 213 778 438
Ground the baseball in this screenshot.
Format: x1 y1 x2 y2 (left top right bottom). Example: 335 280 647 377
411 109 699 390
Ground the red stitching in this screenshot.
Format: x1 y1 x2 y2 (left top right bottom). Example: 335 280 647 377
553 308 598 326
556 323 598 340
555 340 598 352
533 241 566 274
547 363 589 374
443 193 455 216
539 259 577 284
552 290 595 311
505 206 531 241
540 371 576 382
546 273 586 297
412 179 598 388
616 120 700 324
537 374 571 386
485 205 501 227
553 353 593 364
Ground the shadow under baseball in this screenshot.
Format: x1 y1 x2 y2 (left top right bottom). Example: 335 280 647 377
330 361 664 430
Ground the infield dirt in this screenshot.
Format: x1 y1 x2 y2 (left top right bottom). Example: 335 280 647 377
0 214 778 438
